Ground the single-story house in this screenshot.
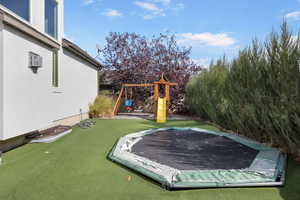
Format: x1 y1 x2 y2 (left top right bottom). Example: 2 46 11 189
0 0 102 151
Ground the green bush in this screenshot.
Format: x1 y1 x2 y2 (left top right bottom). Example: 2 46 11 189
186 22 300 152
89 94 115 118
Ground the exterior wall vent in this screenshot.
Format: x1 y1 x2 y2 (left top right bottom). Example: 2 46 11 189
29 52 43 73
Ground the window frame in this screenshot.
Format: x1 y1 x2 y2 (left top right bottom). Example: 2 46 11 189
44 0 58 39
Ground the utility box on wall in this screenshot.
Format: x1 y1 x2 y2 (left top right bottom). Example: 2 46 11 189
28 52 43 73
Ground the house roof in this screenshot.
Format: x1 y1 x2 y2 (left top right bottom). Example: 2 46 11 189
62 38 103 69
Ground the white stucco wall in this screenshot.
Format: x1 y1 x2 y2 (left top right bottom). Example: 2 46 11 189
2 25 58 140
0 0 98 140
57 49 98 120
1 26 98 140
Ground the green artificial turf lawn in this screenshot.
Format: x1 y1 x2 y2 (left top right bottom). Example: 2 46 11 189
0 119 299 200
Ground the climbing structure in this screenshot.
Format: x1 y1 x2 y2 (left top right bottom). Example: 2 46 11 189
112 74 177 122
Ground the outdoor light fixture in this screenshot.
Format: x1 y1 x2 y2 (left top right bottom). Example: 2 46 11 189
28 52 43 74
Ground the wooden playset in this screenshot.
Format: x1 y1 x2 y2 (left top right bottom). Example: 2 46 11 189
112 74 177 123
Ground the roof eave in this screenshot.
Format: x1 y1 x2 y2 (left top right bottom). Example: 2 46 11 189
62 38 103 69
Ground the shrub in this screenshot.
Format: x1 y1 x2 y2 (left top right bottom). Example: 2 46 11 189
89 94 115 118
185 22 300 153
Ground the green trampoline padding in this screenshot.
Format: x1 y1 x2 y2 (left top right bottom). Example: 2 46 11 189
108 127 287 190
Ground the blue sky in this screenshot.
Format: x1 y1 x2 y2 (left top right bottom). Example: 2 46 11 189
64 0 300 67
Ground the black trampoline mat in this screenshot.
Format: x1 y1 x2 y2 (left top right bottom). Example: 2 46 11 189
131 129 259 170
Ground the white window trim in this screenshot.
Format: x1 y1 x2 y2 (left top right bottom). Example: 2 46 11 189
0 5 60 48
44 0 59 40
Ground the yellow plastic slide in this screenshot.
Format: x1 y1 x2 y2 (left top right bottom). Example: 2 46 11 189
156 97 167 123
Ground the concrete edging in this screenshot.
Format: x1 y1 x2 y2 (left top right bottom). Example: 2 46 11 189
29 129 72 144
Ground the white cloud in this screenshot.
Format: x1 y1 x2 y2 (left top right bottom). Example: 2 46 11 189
134 1 165 19
83 0 94 5
134 1 163 12
174 3 184 10
192 58 211 68
285 11 300 20
83 0 103 6
102 9 122 17
153 0 171 6
177 32 236 47
134 1 183 19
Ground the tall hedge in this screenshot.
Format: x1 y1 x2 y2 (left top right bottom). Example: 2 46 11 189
185 22 300 152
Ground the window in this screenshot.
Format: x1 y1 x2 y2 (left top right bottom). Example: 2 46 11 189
0 0 30 21
52 51 58 87
45 0 58 38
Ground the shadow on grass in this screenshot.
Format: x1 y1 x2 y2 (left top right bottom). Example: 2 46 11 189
280 158 300 200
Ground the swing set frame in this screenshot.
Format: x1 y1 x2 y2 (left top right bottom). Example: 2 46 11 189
112 74 177 116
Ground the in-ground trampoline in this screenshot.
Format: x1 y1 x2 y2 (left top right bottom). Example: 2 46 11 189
108 127 287 190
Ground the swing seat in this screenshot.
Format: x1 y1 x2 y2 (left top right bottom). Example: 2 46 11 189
125 100 133 107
